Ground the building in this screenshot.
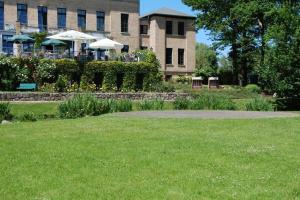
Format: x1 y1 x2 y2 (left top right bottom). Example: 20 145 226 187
0 0 195 78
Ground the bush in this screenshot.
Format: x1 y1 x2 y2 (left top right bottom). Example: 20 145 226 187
245 98 274 111
109 99 133 112
19 112 37 122
0 103 13 122
85 61 162 92
55 75 68 92
147 82 175 92
138 99 165 110
36 59 57 84
245 84 262 94
54 59 79 77
275 98 300 111
173 97 191 110
58 94 110 119
176 76 192 84
79 75 97 92
190 94 237 110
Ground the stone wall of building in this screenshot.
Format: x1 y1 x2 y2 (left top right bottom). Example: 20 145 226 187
0 92 190 102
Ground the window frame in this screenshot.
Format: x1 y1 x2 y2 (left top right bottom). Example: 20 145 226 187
96 11 105 32
57 8 67 29
166 21 173 35
0 1 4 30
178 22 185 36
178 48 185 65
121 13 129 33
166 48 173 65
17 3 28 25
77 9 86 30
140 25 148 35
38 6 48 32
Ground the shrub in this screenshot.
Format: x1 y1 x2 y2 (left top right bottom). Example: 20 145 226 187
36 59 57 84
245 84 262 94
0 103 13 122
173 97 191 110
39 83 56 92
19 112 37 122
58 94 110 119
54 59 79 77
275 98 300 111
55 75 68 92
79 75 97 92
245 98 274 111
138 99 164 110
109 99 133 112
85 61 162 92
176 76 192 84
190 94 237 110
147 82 175 92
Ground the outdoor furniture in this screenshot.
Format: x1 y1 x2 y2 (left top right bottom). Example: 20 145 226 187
17 83 37 91
192 77 203 89
89 38 124 50
208 77 219 89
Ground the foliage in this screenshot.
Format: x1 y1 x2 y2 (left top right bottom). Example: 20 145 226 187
195 66 217 79
176 76 192 84
85 61 162 92
109 99 133 112
32 32 47 48
54 59 79 78
55 75 68 92
173 97 191 110
138 99 165 111
79 75 96 92
190 94 237 110
146 81 175 93
0 103 13 121
245 84 261 94
18 112 37 122
195 43 218 79
58 94 111 119
275 98 300 111
0 56 19 90
35 59 57 84
245 98 274 111
39 83 56 92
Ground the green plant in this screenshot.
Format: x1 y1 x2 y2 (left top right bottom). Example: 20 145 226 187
55 75 68 92
138 99 165 111
109 99 133 112
190 94 237 110
79 75 96 92
0 103 13 121
19 112 37 122
54 59 79 77
36 59 57 84
58 94 110 119
246 98 274 111
245 84 262 94
39 83 56 92
147 82 175 93
173 97 191 110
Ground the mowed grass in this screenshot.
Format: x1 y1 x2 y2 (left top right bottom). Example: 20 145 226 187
0 116 300 199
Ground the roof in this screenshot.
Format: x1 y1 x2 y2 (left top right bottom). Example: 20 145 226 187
140 7 195 19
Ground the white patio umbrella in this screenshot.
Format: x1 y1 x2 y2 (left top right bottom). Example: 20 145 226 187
47 30 97 41
47 30 97 56
89 38 124 50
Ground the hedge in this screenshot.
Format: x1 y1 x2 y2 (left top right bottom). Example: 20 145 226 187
85 61 162 92
275 98 300 111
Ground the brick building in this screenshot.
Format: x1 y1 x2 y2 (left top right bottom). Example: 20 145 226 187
0 0 195 78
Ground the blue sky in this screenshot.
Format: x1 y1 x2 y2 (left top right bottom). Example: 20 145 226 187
140 0 212 46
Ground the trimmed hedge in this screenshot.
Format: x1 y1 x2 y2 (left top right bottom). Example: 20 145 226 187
85 61 162 92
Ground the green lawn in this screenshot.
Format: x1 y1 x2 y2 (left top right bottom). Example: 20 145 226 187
0 116 300 199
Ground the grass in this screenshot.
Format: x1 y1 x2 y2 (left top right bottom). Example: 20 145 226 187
0 115 300 199
10 102 59 117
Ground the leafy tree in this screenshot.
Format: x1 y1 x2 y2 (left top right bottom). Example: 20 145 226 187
195 43 218 78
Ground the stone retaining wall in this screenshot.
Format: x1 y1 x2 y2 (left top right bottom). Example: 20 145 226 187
0 92 190 102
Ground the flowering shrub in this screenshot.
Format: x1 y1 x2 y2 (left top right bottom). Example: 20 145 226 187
36 59 57 84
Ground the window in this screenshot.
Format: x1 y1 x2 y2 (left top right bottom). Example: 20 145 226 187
57 8 66 29
140 46 148 50
2 35 13 55
96 11 105 32
178 49 185 65
178 22 185 36
140 25 148 34
78 9 86 30
121 45 129 53
17 4 27 25
166 21 173 35
121 13 129 33
166 48 173 64
0 2 3 30
38 6 47 31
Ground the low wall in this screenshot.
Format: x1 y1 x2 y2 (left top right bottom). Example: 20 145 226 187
0 92 190 102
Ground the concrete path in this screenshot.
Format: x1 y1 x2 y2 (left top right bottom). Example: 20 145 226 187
115 110 299 119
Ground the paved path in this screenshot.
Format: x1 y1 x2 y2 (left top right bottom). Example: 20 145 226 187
115 110 299 119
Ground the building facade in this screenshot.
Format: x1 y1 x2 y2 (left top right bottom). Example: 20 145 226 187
0 0 195 77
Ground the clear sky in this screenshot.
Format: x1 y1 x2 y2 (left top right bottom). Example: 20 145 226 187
140 0 212 46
